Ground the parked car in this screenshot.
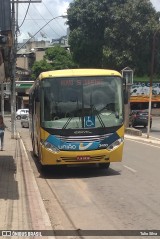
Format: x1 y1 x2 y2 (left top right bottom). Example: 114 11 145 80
16 109 29 120
129 110 152 128
21 115 29 128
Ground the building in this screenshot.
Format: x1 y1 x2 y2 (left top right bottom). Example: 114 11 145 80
15 38 69 108
130 81 160 115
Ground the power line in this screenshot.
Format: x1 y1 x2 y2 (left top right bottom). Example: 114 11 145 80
19 0 31 28
18 18 55 20
42 1 66 32
19 4 50 39
17 15 67 52
32 3 62 37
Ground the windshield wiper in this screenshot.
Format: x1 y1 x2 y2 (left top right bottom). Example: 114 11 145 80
62 117 73 129
89 93 105 128
91 105 105 128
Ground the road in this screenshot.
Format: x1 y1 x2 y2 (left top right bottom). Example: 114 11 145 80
4 117 160 239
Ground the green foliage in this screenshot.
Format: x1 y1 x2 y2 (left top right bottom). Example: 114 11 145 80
134 75 160 82
67 0 110 67
133 76 150 82
44 45 77 70
103 0 159 75
31 45 77 79
67 0 160 76
31 60 52 80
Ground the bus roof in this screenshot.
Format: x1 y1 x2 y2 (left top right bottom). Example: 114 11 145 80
38 69 121 80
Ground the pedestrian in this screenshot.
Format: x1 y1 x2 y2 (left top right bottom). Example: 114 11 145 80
0 115 5 151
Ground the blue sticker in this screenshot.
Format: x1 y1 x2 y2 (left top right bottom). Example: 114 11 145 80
46 132 119 151
84 116 95 128
46 135 98 151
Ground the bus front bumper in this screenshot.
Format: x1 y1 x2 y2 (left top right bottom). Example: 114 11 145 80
40 142 124 166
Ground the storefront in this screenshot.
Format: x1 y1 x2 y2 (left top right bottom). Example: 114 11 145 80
130 82 160 114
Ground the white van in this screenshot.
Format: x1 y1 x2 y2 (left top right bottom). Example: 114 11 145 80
16 109 29 120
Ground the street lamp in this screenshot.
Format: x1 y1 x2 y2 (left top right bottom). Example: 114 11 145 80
147 29 160 138
17 15 67 53
23 54 26 69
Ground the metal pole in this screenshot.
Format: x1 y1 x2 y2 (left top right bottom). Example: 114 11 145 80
11 0 18 138
1 81 4 118
147 31 157 138
124 85 131 128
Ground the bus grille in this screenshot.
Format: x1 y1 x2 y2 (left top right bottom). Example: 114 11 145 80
55 134 112 143
61 155 106 163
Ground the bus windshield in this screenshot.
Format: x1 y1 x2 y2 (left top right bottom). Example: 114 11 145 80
40 76 123 129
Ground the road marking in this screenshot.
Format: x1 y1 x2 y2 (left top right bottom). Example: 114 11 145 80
142 134 160 141
125 138 160 149
123 165 137 173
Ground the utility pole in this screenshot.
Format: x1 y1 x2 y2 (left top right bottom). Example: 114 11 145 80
1 81 4 118
10 0 64 138
10 0 42 138
147 29 159 138
10 0 17 138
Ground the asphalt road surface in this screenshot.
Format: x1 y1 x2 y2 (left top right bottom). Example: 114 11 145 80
5 117 160 239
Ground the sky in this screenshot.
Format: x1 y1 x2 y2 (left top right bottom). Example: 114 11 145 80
18 0 160 43
18 0 72 42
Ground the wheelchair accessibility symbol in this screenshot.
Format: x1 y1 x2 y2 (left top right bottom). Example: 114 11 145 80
84 116 95 128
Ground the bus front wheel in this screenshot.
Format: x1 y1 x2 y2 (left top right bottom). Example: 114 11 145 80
99 163 110 169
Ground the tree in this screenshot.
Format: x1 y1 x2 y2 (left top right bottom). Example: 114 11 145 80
67 0 115 67
103 0 160 75
31 45 77 79
67 0 160 75
44 45 77 70
31 59 52 79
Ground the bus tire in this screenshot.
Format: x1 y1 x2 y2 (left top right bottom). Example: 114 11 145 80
39 164 50 171
99 163 110 169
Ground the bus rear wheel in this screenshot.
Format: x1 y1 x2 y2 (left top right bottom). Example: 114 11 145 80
99 163 110 169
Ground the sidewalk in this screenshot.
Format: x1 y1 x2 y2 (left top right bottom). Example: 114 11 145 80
125 132 160 146
0 128 55 238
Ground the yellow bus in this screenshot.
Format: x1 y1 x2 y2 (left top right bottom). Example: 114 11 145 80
29 69 126 169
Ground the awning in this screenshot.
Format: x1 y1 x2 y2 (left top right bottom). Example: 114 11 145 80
130 96 160 102
16 83 33 89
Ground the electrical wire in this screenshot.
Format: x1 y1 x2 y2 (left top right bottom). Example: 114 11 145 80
19 5 50 39
42 1 66 32
18 1 67 41
32 3 62 37
19 0 31 29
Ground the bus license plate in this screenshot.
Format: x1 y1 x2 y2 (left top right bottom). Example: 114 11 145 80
77 156 90 161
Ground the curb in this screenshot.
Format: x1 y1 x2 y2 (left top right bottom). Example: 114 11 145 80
125 134 160 146
18 134 55 238
125 127 142 136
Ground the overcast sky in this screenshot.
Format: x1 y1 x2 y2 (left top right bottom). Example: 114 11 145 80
18 0 160 43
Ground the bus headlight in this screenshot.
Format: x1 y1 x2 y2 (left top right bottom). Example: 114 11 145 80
42 141 60 153
107 137 124 151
